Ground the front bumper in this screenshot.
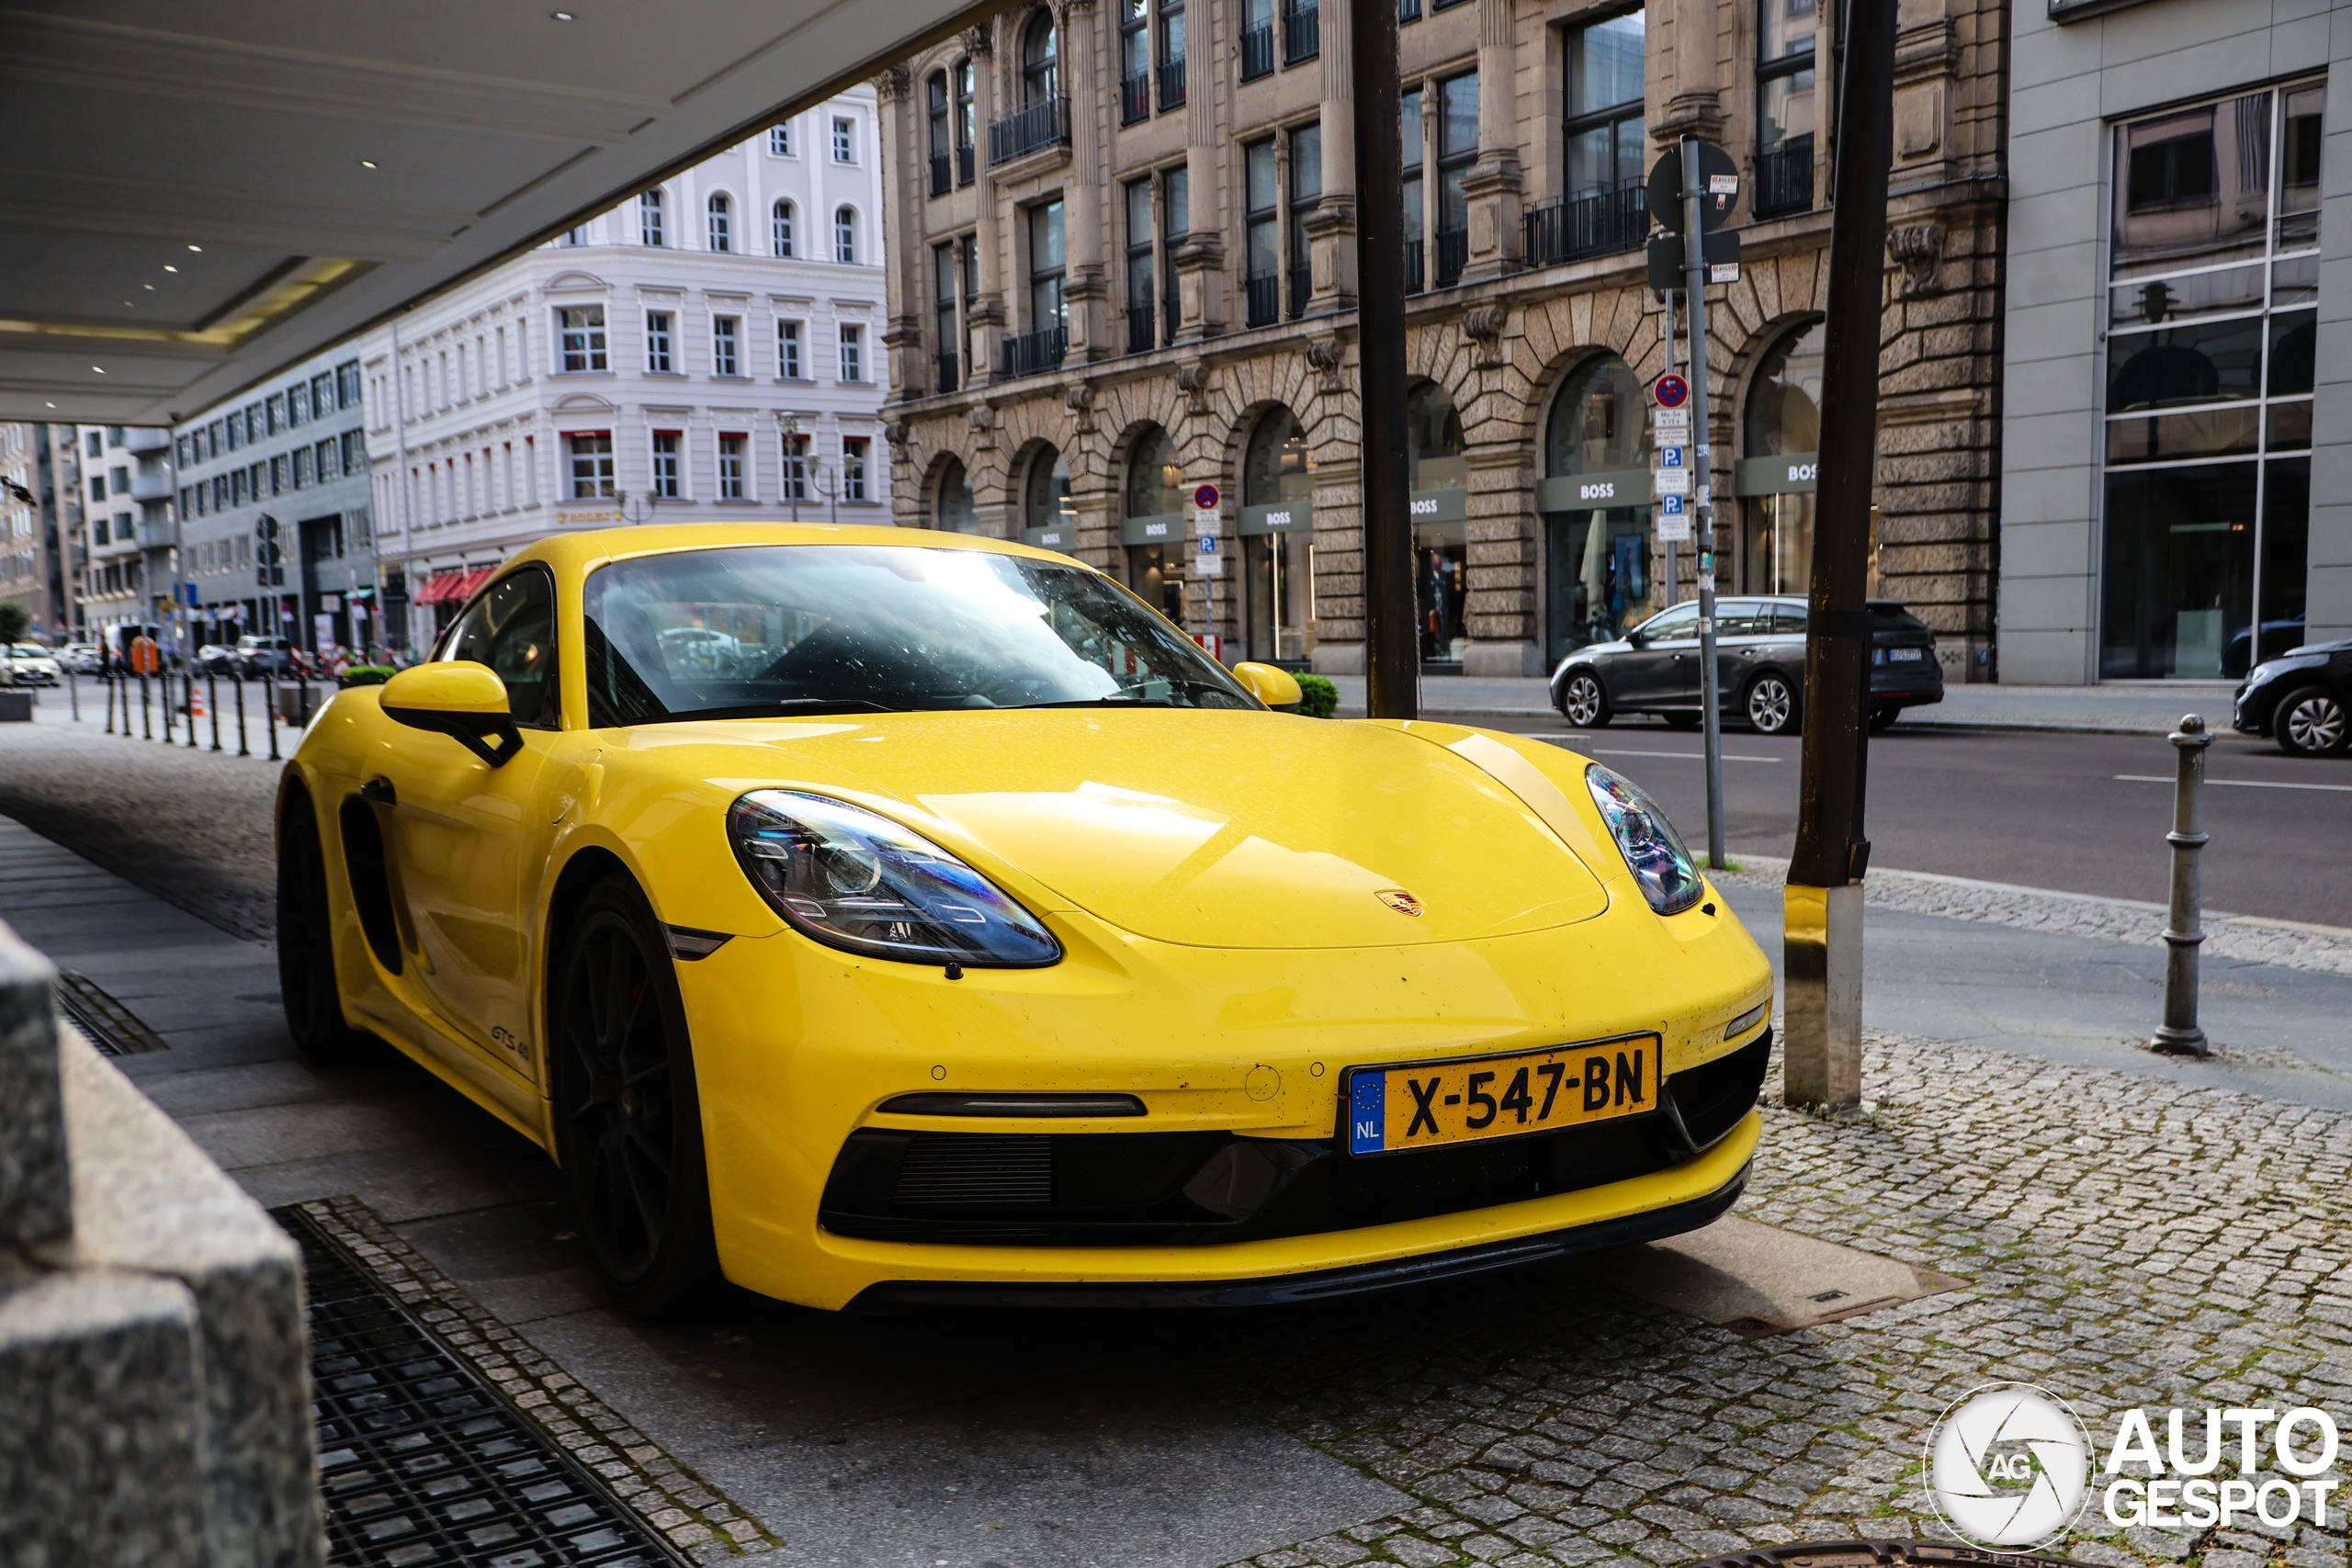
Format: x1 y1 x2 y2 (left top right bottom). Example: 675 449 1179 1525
670 886 1774 1311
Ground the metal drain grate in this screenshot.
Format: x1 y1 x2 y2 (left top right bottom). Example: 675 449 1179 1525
276 1206 686 1568
54 969 169 1056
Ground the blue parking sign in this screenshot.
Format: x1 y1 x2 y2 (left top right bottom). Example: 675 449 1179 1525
1658 446 1686 468
1661 493 1687 515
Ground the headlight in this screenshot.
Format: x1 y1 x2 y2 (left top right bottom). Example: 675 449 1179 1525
728 790 1062 967
1585 764 1704 916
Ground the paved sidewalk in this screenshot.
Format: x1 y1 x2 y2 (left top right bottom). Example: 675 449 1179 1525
1331 673 2246 734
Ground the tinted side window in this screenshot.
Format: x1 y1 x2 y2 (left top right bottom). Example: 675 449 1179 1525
1638 604 1702 640
444 569 560 728
1714 600 1768 637
1770 605 1810 636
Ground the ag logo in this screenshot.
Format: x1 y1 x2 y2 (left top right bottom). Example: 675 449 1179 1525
1375 889 1423 917
1927 1382 2093 1550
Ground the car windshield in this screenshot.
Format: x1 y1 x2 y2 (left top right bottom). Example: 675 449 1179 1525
581 544 1254 724
10 645 43 658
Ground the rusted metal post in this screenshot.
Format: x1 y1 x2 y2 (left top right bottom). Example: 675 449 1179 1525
2149 714 2213 1057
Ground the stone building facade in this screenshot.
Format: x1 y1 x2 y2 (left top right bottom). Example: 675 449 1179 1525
877 0 2006 682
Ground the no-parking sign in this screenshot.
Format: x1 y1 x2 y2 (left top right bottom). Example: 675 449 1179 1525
1655 374 1690 409
1193 483 1220 511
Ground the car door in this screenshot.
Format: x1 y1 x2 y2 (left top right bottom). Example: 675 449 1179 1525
1708 600 1770 709
374 566 588 1095
1611 603 1702 708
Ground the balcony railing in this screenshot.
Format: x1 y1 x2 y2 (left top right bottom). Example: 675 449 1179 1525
1120 71 1150 125
1240 25 1274 79
1001 325 1067 378
989 97 1069 165
1405 237 1424 295
956 143 975 185
1125 303 1157 355
1245 273 1281 329
1157 59 1186 112
1434 225 1467 288
1283 0 1318 64
1522 180 1647 268
1755 134 1815 218
930 152 952 197
936 351 959 396
1289 261 1312 317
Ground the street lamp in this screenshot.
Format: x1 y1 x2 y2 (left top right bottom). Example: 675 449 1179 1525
775 411 803 523
615 488 658 526
807 455 842 527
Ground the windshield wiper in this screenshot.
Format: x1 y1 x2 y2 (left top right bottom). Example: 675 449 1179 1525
665 698 905 721
1001 696 1178 709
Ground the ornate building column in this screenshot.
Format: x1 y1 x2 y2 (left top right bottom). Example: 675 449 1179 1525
875 66 928 400
1461 404 1542 675
1461 0 1523 284
1310 0 1357 311
1176 0 1225 341
967 22 1009 385
1062 0 1108 363
1656 0 1724 142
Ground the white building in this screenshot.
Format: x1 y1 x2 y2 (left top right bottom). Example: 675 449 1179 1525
361 95 893 649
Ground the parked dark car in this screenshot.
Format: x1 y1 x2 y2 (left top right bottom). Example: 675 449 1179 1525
232 635 295 678
194 643 238 675
2233 637 2350 757
2223 617 2306 679
1549 595 1944 735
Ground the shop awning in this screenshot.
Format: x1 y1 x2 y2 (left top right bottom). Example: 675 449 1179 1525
413 567 494 606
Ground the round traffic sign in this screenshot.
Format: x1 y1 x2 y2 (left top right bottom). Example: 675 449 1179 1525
1193 483 1220 511
1655 374 1690 409
129 636 161 674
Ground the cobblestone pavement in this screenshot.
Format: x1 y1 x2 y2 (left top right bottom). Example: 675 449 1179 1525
1710 858 2352 980
1206 1031 2352 1568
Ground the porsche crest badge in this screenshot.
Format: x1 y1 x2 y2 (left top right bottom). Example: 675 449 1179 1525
1375 889 1423 917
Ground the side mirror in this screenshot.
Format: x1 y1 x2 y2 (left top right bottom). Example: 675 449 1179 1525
379 661 523 767
1625 628 1650 649
1231 661 1304 711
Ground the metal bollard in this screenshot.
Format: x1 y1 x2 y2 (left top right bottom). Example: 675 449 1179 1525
233 672 249 757
102 671 114 734
208 671 221 751
67 669 77 722
263 669 280 761
186 668 198 749
140 671 153 739
2149 713 2214 1057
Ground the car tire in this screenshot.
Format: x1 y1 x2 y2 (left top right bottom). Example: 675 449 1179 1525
1869 705 1900 733
1661 712 1702 729
2275 685 2349 757
550 873 722 1320
1745 672 1801 736
277 792 373 1069
1558 671 1611 728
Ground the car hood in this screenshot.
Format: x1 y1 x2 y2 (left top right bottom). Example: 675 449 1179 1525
630 710 1615 948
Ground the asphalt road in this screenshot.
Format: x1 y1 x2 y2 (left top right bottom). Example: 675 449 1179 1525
1430 710 2352 928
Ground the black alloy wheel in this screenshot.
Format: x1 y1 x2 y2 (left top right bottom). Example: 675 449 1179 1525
550 874 719 1318
2275 685 2349 757
277 792 371 1067
1744 672 1800 736
1559 671 1611 728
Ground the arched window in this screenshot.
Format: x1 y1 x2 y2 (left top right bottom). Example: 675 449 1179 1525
834 207 857 265
639 189 665 247
1405 380 1468 660
1023 11 1059 107
1124 424 1185 622
773 199 795 258
1543 354 1654 659
707 194 732 253
1742 319 1825 593
1242 406 1315 661
935 457 978 533
1023 444 1071 536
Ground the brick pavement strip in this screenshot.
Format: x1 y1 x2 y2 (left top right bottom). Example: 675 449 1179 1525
1215 1032 2352 1568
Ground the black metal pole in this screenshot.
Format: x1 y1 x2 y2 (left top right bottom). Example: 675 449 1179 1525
1351 0 1417 721
234 672 249 758
209 671 222 751
140 671 153 739
1784 0 1896 1109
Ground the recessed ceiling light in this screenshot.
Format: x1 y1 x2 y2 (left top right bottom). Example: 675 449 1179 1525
549 9 575 17
44 402 55 409
187 243 202 252
91 366 105 374
143 284 154 290
358 160 378 169
164 265 177 273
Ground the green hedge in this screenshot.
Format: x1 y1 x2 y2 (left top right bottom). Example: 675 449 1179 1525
1294 672 1340 718
339 666 398 689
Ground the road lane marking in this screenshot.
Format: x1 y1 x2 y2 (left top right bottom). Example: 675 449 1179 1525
2113 773 2352 793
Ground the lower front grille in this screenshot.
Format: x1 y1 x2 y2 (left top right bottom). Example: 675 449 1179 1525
821 1036 1770 1247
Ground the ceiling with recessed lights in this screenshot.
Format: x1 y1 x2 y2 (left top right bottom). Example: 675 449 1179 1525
0 0 997 424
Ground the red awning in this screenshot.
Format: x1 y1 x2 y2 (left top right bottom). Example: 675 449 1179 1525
413 567 495 606
454 567 496 603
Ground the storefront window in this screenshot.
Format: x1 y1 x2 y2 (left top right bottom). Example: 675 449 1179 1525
1543 354 1653 660
1125 424 1186 623
1241 407 1315 662
2103 83 2321 677
1023 444 1071 537
935 457 978 533
1741 320 1823 594
1406 381 1467 662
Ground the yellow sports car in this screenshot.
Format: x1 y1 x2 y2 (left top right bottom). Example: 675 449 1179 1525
279 525 1773 1314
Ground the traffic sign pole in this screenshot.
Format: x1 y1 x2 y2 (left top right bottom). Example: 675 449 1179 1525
1661 286 1679 604
1679 134 1727 873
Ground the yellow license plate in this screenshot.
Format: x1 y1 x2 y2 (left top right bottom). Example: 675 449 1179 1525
1342 1035 1660 1156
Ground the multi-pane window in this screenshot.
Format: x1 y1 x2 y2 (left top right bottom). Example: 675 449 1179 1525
1755 0 1814 215
707 194 732 252
317 437 340 481
778 321 804 378
1289 122 1321 315
558 306 607 371
337 360 361 408
1436 71 1478 285
833 117 855 162
1029 199 1067 338
1245 139 1280 326
1567 12 1646 199
272 455 289 492
2100 83 2324 679
1158 0 1186 111
930 73 954 190
834 207 857 264
1023 13 1058 106
774 199 795 257
639 190 665 246
646 310 673 372
651 432 681 499
936 242 963 384
232 469 249 505
1120 0 1150 121
781 434 810 500
293 448 314 489
840 324 864 382
1402 85 1425 289
770 123 794 156
955 59 976 183
843 437 869 502
267 393 285 432
567 433 614 498
343 430 365 472
718 434 746 499
713 315 741 376
1125 179 1157 351
289 382 311 425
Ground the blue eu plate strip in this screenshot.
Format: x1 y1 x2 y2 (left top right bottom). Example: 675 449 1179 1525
1349 1072 1385 1156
